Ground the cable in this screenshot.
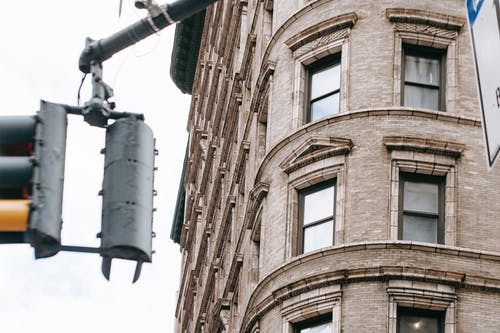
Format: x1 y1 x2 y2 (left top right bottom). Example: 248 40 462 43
77 73 87 106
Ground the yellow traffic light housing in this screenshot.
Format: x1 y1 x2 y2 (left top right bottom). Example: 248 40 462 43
0 200 29 232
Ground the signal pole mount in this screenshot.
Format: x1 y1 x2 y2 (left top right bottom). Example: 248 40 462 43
75 0 218 281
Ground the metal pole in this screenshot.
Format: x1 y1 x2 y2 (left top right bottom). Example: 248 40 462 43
79 0 217 73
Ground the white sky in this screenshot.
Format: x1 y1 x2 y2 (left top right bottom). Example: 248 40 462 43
0 1 190 331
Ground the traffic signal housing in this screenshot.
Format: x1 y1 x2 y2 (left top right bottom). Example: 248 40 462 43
0 101 67 258
100 116 156 282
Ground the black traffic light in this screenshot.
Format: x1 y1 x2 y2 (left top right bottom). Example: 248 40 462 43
0 101 67 258
99 116 156 282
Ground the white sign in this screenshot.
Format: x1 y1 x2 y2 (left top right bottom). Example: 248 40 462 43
467 0 500 168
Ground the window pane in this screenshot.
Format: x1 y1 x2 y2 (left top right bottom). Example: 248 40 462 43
405 55 440 86
303 220 333 253
311 63 340 100
310 93 339 121
299 321 333 333
404 85 439 110
403 181 439 214
402 215 438 243
303 185 334 225
399 314 439 333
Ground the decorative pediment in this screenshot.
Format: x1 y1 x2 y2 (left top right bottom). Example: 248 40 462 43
285 13 358 51
280 137 353 174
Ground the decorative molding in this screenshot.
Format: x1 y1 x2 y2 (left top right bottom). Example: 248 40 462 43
387 286 457 311
250 60 276 115
214 298 231 332
383 136 465 157
279 137 353 174
235 140 251 184
254 107 480 185
240 240 500 332
281 289 341 319
240 33 257 79
263 0 273 11
386 8 465 31
285 13 358 51
245 182 270 232
228 253 244 292
387 280 457 333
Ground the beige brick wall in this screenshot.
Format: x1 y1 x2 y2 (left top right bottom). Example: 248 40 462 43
173 0 500 332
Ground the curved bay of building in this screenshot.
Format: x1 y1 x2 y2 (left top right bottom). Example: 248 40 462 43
172 0 500 332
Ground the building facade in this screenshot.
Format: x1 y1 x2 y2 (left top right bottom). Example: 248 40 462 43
170 0 500 332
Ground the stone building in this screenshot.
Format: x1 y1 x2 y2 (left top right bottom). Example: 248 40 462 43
169 0 500 332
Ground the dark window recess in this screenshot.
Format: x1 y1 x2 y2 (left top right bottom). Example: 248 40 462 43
397 307 444 333
294 314 333 333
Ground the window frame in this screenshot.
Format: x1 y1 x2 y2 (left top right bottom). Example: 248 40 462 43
397 307 444 333
306 54 342 123
401 44 446 111
293 313 333 333
398 173 445 244
298 179 336 254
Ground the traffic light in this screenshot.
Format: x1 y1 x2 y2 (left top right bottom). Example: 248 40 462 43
99 116 156 282
0 101 67 258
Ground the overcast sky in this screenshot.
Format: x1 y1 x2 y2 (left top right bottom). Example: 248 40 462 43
0 1 189 331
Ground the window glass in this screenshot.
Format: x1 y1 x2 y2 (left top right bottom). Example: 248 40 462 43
310 93 340 122
303 185 334 225
403 181 439 214
400 175 443 244
402 215 438 243
298 321 332 333
310 64 341 100
404 55 440 86
402 46 444 111
399 313 440 333
303 219 333 253
403 85 439 110
308 56 341 122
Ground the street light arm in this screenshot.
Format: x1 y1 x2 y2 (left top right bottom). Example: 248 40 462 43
78 0 217 73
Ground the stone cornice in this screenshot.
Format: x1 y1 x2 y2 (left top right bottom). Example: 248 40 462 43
240 241 500 332
383 136 465 157
254 108 481 184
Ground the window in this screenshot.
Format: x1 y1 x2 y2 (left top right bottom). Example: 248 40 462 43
399 173 444 244
294 314 333 333
308 55 341 122
299 180 335 254
397 307 444 333
403 45 445 111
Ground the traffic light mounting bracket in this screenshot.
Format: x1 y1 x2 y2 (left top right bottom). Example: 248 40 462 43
61 104 154 283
